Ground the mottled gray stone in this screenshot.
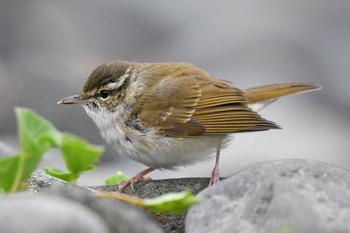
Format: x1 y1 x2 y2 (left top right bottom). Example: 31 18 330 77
49 188 164 233
28 160 350 233
0 193 109 233
93 177 210 233
25 172 164 233
186 159 350 233
28 171 209 233
27 171 94 193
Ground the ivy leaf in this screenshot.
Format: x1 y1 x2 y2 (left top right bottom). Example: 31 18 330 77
144 191 201 214
44 167 79 183
0 108 63 192
58 133 104 180
0 107 104 191
16 107 61 156
105 171 130 185
0 156 20 192
97 190 201 214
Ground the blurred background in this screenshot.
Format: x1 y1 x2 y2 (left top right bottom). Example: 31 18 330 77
0 0 349 185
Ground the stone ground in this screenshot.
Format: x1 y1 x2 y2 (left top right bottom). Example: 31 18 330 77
1 159 350 233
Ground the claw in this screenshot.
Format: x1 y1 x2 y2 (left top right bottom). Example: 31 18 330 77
209 169 220 186
118 167 155 192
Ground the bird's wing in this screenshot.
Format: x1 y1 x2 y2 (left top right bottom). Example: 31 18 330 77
134 72 279 137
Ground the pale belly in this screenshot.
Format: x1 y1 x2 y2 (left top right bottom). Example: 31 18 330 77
83 105 231 169
111 133 230 169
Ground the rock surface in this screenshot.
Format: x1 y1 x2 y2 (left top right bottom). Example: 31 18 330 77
94 177 210 233
28 171 94 193
19 172 164 233
27 171 209 233
50 188 164 233
0 192 109 233
186 159 350 233
5 159 350 233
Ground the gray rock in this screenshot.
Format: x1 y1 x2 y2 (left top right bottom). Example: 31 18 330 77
27 171 94 193
94 178 210 233
49 188 164 233
0 193 109 233
28 171 210 233
186 159 350 233
25 171 163 233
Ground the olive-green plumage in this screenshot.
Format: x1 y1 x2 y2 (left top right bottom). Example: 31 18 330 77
58 60 321 191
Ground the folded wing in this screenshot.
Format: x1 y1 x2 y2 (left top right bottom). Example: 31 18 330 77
133 64 279 137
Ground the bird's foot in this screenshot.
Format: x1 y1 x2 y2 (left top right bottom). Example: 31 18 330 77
209 143 221 186
208 168 220 186
118 167 155 192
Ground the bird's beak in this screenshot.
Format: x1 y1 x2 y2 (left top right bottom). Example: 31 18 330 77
57 94 88 105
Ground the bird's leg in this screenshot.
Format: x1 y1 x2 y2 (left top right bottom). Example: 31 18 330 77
209 144 221 186
118 167 155 192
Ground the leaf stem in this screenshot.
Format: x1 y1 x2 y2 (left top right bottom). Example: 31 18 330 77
96 192 145 208
9 153 25 193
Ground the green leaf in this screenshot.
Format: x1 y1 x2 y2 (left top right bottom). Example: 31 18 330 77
144 191 201 214
16 107 61 156
19 154 43 185
44 167 79 183
3 107 63 192
277 226 295 233
105 171 130 185
0 107 105 192
59 133 104 174
0 156 20 192
0 153 41 192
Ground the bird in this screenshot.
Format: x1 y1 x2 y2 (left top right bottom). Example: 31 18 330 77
57 60 321 192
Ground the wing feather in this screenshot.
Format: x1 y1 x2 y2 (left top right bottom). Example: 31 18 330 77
133 63 279 137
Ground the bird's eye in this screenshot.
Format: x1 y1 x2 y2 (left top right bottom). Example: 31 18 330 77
99 90 111 99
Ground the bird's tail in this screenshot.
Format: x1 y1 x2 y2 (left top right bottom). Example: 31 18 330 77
244 82 321 112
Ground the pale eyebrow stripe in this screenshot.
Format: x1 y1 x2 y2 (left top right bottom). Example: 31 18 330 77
106 70 131 90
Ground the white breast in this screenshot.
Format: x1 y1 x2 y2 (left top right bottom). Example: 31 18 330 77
82 105 229 169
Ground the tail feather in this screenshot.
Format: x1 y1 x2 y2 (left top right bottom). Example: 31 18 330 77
244 82 321 105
